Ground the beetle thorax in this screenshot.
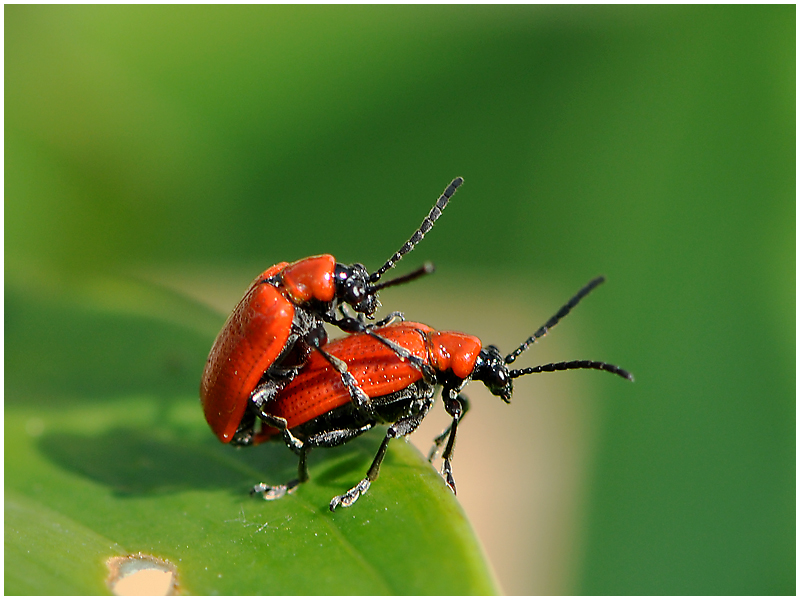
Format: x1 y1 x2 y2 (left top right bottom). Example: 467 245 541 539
280 255 337 305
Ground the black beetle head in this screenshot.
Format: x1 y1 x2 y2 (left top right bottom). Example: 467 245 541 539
334 263 379 316
472 344 513 403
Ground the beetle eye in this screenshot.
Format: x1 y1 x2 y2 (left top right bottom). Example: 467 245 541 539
350 284 364 302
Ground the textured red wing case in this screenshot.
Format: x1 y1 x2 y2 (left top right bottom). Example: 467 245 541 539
200 265 294 443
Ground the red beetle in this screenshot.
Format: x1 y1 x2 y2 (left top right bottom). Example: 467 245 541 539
201 178 463 444
247 276 633 510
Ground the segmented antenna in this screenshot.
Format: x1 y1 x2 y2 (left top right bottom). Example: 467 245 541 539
505 276 606 365
369 177 464 284
369 262 435 293
510 360 634 382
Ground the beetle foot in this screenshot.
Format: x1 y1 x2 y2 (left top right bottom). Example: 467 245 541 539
442 459 457 495
329 479 371 511
250 480 299 501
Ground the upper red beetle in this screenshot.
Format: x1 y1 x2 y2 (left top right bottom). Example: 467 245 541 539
245 276 633 510
200 178 464 445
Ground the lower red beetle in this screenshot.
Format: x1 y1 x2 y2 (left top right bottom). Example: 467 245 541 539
201 178 463 445
245 276 633 510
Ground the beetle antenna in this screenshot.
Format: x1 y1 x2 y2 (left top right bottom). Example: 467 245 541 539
369 177 463 284
505 276 606 365
369 262 435 293
510 360 634 381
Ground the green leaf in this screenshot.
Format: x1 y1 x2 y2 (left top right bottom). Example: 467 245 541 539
5 279 498 595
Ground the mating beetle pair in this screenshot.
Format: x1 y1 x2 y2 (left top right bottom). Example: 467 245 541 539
200 178 633 510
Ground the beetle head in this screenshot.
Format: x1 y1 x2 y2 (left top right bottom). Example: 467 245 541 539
472 344 513 403
334 263 379 315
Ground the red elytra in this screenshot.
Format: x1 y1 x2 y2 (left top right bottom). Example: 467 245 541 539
200 178 465 445
246 277 633 511
200 262 292 443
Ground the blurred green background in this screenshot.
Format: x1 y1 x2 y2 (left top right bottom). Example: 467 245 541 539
5 5 794 595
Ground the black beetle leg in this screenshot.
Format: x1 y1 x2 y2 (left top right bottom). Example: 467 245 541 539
330 399 433 511
329 304 366 332
303 423 376 448
250 409 307 501
437 390 468 495
298 422 379 485
251 420 378 502
303 323 373 413
250 446 306 501
251 380 283 411
257 411 304 454
233 382 291 446
314 345 373 412
428 394 471 461
332 305 404 331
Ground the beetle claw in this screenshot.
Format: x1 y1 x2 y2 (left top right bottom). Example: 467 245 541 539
442 459 457 495
329 479 371 511
251 480 299 501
